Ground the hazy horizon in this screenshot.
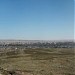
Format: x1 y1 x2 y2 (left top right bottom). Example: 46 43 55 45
0 39 74 41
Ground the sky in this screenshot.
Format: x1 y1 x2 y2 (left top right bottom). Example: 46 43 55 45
0 0 74 40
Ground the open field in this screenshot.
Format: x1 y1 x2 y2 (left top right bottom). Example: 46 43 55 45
0 48 75 75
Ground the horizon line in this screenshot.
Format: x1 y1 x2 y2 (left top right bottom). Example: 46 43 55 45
0 39 74 41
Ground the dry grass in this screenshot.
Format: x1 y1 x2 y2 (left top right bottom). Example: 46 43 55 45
0 48 75 75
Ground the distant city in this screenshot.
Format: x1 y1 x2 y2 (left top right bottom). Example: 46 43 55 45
0 40 74 48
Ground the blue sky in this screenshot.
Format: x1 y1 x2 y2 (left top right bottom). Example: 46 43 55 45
0 0 74 40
